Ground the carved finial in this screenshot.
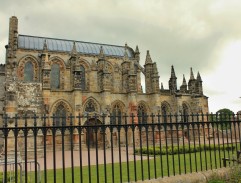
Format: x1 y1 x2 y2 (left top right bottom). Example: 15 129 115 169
42 39 49 63
145 50 152 64
182 74 187 86
134 45 140 63
190 67 195 80
135 45 139 53
71 41 77 56
197 72 202 81
43 39 48 51
171 65 176 78
123 45 129 61
98 46 105 60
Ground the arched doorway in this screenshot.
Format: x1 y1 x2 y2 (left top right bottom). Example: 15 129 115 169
84 118 102 148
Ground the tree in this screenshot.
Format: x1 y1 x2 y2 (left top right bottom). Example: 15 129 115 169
215 108 234 129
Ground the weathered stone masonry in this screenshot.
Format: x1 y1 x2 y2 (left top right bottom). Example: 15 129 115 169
1 16 209 152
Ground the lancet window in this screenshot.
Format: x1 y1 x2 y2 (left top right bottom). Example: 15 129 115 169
161 104 169 123
51 64 60 89
138 104 147 124
55 104 67 126
112 104 122 125
24 62 34 82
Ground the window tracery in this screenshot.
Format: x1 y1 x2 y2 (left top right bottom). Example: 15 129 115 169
138 104 147 124
85 99 96 113
55 104 67 126
112 104 122 125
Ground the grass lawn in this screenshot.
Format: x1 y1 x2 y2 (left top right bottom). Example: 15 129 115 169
35 149 238 183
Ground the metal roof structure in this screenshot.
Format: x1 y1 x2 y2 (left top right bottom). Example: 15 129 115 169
18 35 135 58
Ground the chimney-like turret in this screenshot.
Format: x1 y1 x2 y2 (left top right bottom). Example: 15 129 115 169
180 74 187 93
188 67 196 93
168 65 177 94
196 72 203 95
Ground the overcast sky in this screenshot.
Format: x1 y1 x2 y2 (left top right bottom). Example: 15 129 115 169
0 0 241 113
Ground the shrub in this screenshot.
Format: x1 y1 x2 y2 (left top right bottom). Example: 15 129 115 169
135 143 236 156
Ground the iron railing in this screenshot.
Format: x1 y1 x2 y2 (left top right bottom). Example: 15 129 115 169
0 113 240 183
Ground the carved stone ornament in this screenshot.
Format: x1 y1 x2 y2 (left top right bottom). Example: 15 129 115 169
91 60 97 70
114 64 120 72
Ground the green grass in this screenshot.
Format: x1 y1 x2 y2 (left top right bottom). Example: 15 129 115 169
2 146 239 183
36 149 239 183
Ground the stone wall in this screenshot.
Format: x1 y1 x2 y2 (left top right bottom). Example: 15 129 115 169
131 167 232 183
0 64 5 116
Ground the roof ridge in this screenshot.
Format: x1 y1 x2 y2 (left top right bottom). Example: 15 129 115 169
18 34 130 49
18 34 135 58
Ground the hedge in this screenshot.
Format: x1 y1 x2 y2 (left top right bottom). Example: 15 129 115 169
134 144 236 155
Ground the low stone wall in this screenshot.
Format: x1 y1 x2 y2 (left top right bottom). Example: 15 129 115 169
131 167 231 183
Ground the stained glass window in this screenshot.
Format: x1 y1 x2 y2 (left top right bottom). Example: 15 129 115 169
55 104 66 126
24 62 34 82
112 104 122 125
138 104 147 124
51 64 60 89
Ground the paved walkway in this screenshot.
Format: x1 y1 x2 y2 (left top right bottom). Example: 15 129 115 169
37 147 149 170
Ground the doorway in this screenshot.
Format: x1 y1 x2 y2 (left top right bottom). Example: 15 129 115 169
84 118 102 148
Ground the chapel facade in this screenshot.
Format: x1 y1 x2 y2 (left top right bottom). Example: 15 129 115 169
2 16 209 122
1 16 209 148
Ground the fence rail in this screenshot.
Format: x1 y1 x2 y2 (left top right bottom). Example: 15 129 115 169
0 113 240 183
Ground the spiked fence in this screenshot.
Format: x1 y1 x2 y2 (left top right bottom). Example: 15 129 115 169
0 113 240 183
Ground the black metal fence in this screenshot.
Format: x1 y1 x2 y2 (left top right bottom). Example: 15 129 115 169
0 113 240 183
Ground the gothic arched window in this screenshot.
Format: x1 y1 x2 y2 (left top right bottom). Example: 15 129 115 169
55 104 67 126
112 104 122 125
161 104 168 123
51 64 60 89
24 62 34 82
182 104 189 122
85 100 96 112
138 104 147 124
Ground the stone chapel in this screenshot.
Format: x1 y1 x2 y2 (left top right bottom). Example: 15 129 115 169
1 16 209 123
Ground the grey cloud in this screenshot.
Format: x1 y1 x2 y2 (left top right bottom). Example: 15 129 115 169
205 88 226 96
1 0 241 113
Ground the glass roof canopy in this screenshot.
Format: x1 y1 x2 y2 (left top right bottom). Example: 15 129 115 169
18 35 134 58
